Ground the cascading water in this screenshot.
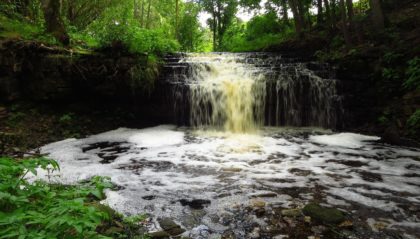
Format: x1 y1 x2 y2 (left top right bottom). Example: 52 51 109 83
181 54 266 133
164 52 342 131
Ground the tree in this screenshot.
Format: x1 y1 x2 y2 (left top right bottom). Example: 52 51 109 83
175 0 179 36
346 0 353 23
281 0 289 23
317 0 323 25
339 0 352 46
63 0 122 30
323 0 332 28
146 0 152 29
178 2 208 51
200 0 238 51
41 0 69 45
288 0 304 37
369 0 384 31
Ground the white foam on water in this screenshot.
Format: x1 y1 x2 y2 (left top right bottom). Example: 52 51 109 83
309 133 380 148
28 126 420 237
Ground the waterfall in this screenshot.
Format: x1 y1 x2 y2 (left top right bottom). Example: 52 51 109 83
180 53 266 133
163 52 341 131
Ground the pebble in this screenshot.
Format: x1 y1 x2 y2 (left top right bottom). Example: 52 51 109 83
250 199 266 208
281 208 301 217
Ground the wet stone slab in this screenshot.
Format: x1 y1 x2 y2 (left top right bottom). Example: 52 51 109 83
31 125 420 238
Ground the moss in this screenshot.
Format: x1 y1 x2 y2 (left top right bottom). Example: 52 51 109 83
302 203 346 225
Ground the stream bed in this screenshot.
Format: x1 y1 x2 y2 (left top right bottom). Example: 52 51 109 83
32 125 420 238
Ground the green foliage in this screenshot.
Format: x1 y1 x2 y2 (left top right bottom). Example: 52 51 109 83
0 157 115 238
59 113 74 124
407 110 420 136
378 115 389 125
0 14 57 44
377 108 392 126
245 12 283 40
178 2 211 52
129 61 159 96
383 52 403 65
221 13 295 52
382 67 400 81
6 112 26 127
86 4 180 54
404 57 420 90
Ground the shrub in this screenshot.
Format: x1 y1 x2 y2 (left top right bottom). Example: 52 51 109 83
0 157 113 238
407 109 420 137
404 57 420 90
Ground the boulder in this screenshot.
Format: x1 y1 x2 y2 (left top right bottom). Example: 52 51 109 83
302 203 345 225
157 217 185 236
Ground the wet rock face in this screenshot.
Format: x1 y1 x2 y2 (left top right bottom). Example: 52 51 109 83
0 41 153 99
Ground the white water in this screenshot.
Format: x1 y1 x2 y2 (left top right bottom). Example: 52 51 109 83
181 54 266 133
30 125 420 238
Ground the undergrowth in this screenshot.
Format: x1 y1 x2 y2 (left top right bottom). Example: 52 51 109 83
0 157 148 239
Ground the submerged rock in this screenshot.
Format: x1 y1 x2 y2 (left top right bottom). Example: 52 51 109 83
179 199 211 209
149 231 171 239
157 217 185 236
302 203 345 225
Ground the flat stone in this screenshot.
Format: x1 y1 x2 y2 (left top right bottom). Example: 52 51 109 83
281 208 302 217
250 199 266 208
221 167 242 172
149 231 171 239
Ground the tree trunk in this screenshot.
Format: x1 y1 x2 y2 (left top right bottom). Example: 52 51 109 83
330 0 337 28
175 0 179 38
369 0 385 31
212 16 217 51
134 0 139 18
140 0 145 27
317 0 323 25
296 0 307 29
323 0 332 28
281 0 288 23
339 0 352 47
346 0 353 23
41 0 69 45
289 0 303 37
146 0 152 29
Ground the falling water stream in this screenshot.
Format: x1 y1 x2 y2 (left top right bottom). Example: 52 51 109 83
32 53 420 238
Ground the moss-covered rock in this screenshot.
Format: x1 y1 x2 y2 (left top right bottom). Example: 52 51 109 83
149 231 171 239
157 217 185 236
302 203 346 225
